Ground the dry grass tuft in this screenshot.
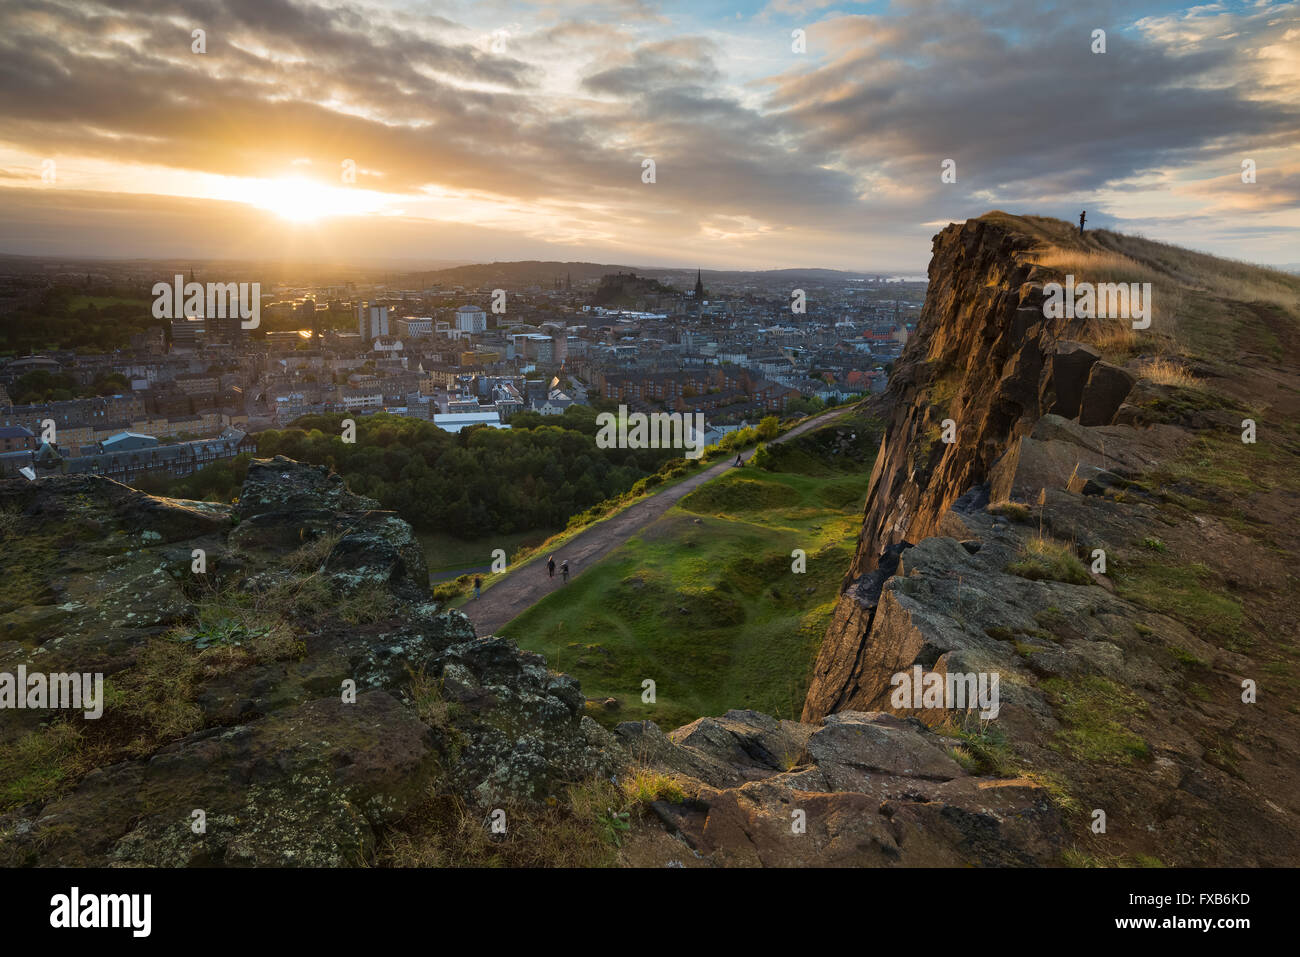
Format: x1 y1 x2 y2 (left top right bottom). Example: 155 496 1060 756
1140 356 1201 388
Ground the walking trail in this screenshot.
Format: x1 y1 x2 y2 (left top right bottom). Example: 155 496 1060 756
462 407 855 636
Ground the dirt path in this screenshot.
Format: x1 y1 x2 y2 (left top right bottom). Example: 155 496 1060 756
461 407 856 636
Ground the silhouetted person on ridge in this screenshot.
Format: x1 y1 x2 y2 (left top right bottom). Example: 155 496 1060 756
1079 210 1086 235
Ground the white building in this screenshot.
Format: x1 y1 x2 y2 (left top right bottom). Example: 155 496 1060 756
342 390 383 411
455 305 487 334
432 411 507 433
398 316 433 338
357 303 390 341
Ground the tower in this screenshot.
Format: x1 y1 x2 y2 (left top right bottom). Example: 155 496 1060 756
694 269 704 300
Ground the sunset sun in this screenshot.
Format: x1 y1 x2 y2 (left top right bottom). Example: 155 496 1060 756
230 175 383 222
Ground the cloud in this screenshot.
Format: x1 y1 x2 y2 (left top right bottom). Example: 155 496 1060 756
0 0 1295 268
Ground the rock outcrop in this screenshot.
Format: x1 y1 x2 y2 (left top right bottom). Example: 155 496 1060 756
802 213 1300 866
0 457 612 866
616 709 1062 867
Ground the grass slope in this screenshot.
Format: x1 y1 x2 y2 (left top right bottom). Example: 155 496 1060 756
499 415 876 730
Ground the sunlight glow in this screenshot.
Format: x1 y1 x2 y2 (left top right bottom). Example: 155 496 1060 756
216 175 389 222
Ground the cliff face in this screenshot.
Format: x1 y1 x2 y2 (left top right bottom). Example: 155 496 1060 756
851 219 1048 573
805 215 1169 720
798 212 1300 866
807 217 1064 720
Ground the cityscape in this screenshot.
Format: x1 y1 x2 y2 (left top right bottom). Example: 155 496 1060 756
0 0 1297 930
0 259 920 484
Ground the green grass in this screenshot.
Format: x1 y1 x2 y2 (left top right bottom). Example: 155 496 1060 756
1112 558 1246 646
989 501 1031 523
1042 676 1150 765
418 529 553 573
437 458 715 610
1141 431 1297 516
499 457 871 730
1006 537 1092 585
0 721 83 811
438 409 860 610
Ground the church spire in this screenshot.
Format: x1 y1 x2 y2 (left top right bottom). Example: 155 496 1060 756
694 269 704 300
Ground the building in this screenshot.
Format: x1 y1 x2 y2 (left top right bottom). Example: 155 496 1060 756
491 383 525 421
172 372 220 397
206 309 243 347
100 431 160 454
398 316 433 338
432 411 507 433
357 302 390 341
273 392 311 424
342 388 383 411
534 390 573 415
446 395 483 414
0 425 35 453
170 319 204 351
455 305 487 334
57 429 256 483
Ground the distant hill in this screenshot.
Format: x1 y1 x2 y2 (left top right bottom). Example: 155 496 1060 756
418 260 877 289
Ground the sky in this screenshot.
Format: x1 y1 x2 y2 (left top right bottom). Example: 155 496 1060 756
0 0 1296 271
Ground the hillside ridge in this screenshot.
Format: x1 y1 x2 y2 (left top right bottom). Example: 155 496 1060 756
804 212 1300 865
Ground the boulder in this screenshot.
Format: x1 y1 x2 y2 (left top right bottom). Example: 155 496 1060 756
1049 340 1101 419
806 711 965 786
9 692 441 867
430 636 619 806
1079 361 1136 426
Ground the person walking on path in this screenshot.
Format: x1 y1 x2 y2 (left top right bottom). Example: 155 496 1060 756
560 560 569 584
734 453 743 467
547 556 556 579
473 575 482 599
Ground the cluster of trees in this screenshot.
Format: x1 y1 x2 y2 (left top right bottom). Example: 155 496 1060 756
157 408 681 539
136 453 254 502
9 369 130 404
0 286 161 355
784 395 827 417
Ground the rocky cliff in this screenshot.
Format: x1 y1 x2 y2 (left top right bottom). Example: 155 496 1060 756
804 212 1300 865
